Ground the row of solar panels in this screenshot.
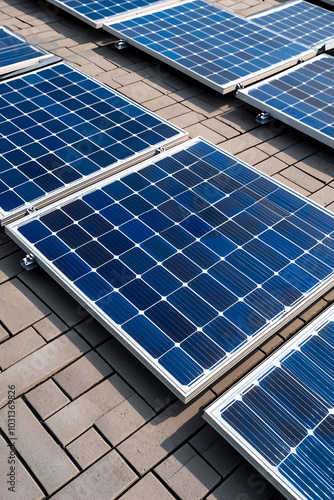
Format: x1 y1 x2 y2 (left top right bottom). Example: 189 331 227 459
45 0 334 150
1 15 333 500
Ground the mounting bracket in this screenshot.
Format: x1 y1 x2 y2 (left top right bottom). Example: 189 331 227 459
21 253 38 271
256 111 271 124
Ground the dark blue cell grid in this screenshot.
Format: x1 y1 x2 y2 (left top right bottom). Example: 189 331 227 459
244 55 334 148
213 307 334 500
0 27 46 73
109 0 310 90
14 138 334 394
0 62 183 219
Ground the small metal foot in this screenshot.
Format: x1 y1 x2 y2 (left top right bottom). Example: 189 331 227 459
115 39 129 50
256 111 271 124
21 253 38 271
155 147 166 155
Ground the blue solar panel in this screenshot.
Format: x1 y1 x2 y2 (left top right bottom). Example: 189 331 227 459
237 55 334 149
250 0 334 50
104 0 314 93
0 61 185 224
0 26 49 74
7 138 334 402
205 304 334 500
46 0 181 28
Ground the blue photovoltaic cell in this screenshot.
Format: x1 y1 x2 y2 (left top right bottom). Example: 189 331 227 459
250 0 334 49
105 0 312 93
46 0 178 26
0 26 47 74
237 55 334 149
0 62 184 223
205 305 334 500
7 138 334 401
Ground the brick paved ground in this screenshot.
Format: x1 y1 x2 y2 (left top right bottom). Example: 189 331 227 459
0 0 334 498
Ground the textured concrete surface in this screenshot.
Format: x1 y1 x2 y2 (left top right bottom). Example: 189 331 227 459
0 0 334 498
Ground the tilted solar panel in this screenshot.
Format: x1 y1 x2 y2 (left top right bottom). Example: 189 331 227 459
0 26 51 75
205 304 334 500
7 138 334 402
237 55 334 149
0 62 186 225
104 0 315 94
45 0 183 28
250 0 334 50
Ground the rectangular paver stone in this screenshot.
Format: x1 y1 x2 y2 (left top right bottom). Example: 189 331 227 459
46 375 133 445
67 428 110 469
0 399 78 495
52 450 137 500
96 393 155 446
0 331 89 407
120 473 174 500
118 391 214 475
0 327 45 370
26 379 70 420
0 435 44 500
0 251 24 283
0 279 50 335
53 351 112 399
34 313 68 342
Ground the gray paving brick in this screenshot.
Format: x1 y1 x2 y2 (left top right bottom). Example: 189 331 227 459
278 318 304 341
52 450 137 500
20 269 89 327
281 166 324 193
272 173 310 197
0 327 45 370
46 375 133 445
97 339 174 412
26 379 70 420
190 426 242 478
259 335 284 356
96 392 154 446
171 111 206 129
275 142 318 165
0 331 89 408
0 435 44 500
0 324 9 343
295 154 334 184
120 473 175 500
121 81 162 103
0 279 50 335
255 157 287 176
309 185 334 207
0 240 19 259
208 462 275 500
156 444 220 500
0 399 78 495
219 108 258 133
54 351 112 399
204 117 239 139
186 123 223 144
67 428 110 469
299 299 327 323
75 317 110 347
118 391 214 475
237 147 268 165
33 313 68 342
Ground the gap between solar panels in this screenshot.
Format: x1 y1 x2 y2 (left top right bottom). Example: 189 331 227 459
204 303 334 500
103 0 317 94
237 54 334 149
44 0 185 28
0 61 187 226
6 137 334 402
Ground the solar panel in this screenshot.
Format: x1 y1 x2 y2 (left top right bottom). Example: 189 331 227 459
0 61 186 225
237 55 334 149
45 0 183 28
205 304 334 500
7 137 334 402
104 0 315 94
0 26 51 75
249 0 334 50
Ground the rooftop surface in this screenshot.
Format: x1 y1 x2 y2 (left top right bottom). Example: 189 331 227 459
0 0 334 498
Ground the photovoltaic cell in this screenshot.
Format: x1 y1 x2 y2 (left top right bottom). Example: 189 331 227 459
7 138 334 401
0 26 49 75
237 55 334 149
205 304 334 500
0 62 185 225
104 0 314 93
250 0 334 50
45 0 182 28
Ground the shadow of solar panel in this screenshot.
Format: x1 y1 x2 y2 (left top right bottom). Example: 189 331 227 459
0 26 50 75
250 0 334 50
104 0 314 93
6 137 334 402
237 55 334 149
45 0 183 28
205 304 334 500
0 62 186 225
